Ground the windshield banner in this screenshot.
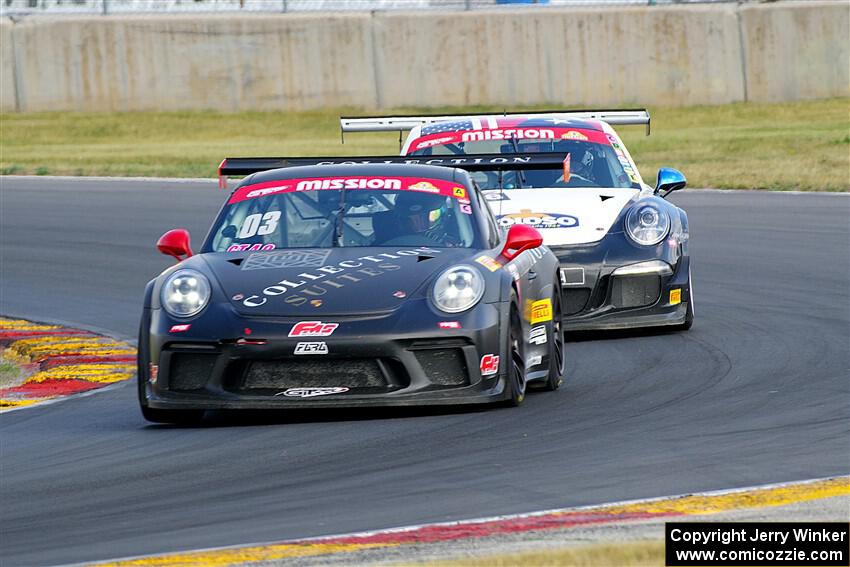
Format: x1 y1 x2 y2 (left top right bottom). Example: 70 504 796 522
410 127 611 152
229 176 471 204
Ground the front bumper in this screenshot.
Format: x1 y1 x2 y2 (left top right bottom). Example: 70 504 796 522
551 233 691 331
141 300 510 410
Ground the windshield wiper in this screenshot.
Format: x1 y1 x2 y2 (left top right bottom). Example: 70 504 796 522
332 190 347 247
508 135 526 187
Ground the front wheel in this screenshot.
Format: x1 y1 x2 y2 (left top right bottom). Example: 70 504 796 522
541 286 566 391
504 294 526 407
141 405 205 425
137 320 204 425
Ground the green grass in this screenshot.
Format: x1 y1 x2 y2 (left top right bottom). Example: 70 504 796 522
1 99 848 190
0 358 22 389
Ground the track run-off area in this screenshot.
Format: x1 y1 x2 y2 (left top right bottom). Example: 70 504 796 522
1 177 848 566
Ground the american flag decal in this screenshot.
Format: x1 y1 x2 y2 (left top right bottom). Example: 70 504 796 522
421 119 479 135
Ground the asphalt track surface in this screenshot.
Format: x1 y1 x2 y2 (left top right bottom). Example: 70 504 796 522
1 177 848 566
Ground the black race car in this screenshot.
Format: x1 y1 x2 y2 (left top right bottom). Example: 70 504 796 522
138 162 565 424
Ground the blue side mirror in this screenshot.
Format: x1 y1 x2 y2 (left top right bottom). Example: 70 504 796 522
654 168 687 197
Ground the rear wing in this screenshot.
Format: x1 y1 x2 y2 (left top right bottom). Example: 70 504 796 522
218 153 571 189
339 108 651 141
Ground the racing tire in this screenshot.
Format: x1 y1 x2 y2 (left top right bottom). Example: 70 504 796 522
137 321 204 425
504 292 526 407
676 268 694 331
541 285 566 391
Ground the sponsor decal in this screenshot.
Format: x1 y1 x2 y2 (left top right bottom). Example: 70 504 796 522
561 130 588 141
483 191 509 202
310 299 323 307
232 293 245 301
480 354 500 376
561 267 585 286
239 246 441 308
498 209 579 229
288 321 339 337
438 321 462 329
294 341 328 355
452 187 467 199
169 324 191 333
459 203 472 215
408 181 441 194
242 249 332 271
530 298 553 324
414 135 456 150
297 178 401 191
475 255 502 272
244 185 291 200
462 128 555 142
393 290 407 299
529 325 547 345
227 243 276 252
669 288 682 305
526 354 543 368
277 387 349 398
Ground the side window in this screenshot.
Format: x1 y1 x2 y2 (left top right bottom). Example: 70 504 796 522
475 189 501 249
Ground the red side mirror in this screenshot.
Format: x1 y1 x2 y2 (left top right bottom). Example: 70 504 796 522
501 224 543 261
157 229 193 263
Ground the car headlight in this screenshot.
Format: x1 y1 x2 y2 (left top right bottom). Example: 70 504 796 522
432 266 485 313
625 204 670 246
161 269 211 318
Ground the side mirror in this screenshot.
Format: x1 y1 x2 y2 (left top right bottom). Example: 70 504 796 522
501 224 543 261
654 168 687 197
157 229 193 263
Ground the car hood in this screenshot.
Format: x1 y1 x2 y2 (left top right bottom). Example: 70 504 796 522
202 246 470 317
484 187 639 245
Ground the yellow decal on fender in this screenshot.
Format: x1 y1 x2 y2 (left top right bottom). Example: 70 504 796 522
475 256 501 272
453 186 467 199
530 298 553 324
669 288 682 305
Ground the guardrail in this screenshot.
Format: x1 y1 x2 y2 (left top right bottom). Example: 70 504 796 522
1 0 752 16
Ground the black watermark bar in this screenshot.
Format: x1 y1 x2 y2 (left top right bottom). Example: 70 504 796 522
666 522 849 566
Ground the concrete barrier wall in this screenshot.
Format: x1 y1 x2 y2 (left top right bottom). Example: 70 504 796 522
740 2 849 103
0 18 16 111
1 1 846 112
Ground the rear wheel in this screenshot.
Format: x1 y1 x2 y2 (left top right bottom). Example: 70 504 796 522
541 287 566 391
505 294 526 407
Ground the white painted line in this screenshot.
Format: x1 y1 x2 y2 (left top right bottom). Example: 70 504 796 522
77 475 849 567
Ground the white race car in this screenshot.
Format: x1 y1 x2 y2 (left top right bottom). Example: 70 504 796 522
340 110 693 331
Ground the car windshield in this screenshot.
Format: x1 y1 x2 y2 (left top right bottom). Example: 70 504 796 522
209 176 479 252
409 133 639 190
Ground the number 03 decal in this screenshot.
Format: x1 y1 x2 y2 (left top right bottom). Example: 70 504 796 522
238 211 281 238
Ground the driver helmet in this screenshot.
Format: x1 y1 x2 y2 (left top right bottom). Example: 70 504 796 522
574 149 595 180
394 192 446 234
